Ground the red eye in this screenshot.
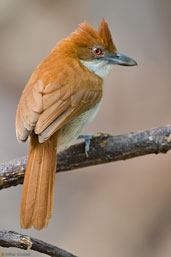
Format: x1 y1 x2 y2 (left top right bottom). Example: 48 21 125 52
93 48 102 55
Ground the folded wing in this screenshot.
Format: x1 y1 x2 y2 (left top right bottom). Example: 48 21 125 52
16 69 102 143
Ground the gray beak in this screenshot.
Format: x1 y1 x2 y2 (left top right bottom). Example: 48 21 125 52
108 51 137 66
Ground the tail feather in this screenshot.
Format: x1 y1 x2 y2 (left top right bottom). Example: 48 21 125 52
20 132 57 230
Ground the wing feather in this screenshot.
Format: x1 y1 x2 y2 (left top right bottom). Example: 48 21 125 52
35 99 71 134
16 65 103 143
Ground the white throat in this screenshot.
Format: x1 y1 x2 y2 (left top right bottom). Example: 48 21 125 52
81 59 113 78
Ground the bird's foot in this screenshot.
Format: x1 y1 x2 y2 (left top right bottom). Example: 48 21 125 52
77 134 93 157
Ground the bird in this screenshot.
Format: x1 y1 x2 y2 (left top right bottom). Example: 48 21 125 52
16 19 137 230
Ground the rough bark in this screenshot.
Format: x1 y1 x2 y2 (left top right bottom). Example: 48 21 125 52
1 125 171 190
0 230 77 257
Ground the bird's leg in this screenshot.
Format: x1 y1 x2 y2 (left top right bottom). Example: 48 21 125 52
77 134 93 157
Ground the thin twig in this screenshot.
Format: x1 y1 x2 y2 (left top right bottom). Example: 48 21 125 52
0 125 171 190
0 230 77 257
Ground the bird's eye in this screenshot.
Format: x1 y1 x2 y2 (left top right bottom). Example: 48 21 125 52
93 47 102 55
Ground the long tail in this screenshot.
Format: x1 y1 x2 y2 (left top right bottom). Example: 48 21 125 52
20 132 57 230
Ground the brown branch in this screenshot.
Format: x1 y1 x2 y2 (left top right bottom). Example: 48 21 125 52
1 125 171 190
0 230 77 257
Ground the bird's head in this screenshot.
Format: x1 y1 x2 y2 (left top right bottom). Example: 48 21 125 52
64 19 137 78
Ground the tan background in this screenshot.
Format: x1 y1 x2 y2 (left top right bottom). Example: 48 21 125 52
0 0 171 256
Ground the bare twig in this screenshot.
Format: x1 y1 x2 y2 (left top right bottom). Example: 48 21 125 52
1 125 171 190
0 230 77 257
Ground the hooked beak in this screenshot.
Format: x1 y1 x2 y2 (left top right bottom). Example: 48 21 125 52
107 51 137 66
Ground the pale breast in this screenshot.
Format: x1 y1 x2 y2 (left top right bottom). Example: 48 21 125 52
57 102 101 153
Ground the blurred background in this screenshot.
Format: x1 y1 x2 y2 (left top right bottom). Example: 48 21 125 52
0 0 171 256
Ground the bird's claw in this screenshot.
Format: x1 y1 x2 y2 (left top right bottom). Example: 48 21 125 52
77 134 93 157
